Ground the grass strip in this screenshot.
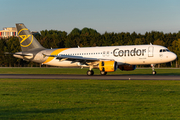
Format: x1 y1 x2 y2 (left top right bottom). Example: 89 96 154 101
0 79 180 119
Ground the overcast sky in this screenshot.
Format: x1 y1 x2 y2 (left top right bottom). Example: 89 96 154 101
1 0 180 34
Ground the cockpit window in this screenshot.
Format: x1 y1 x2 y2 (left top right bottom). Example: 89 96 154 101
159 49 170 52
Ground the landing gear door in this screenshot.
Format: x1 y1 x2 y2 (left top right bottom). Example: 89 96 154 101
148 46 154 57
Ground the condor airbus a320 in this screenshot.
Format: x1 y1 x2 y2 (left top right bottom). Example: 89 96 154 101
13 23 177 75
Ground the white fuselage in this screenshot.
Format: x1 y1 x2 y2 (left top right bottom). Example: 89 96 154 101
35 45 176 67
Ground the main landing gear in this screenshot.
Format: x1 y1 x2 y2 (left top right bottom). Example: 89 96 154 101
87 70 94 76
87 70 108 76
151 64 156 75
100 71 107 75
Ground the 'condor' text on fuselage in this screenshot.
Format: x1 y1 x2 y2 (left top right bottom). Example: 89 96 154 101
113 48 146 57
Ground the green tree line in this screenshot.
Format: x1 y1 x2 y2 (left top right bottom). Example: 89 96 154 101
1 27 180 67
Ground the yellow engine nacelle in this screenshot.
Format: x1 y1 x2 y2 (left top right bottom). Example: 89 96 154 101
99 61 118 72
118 65 136 71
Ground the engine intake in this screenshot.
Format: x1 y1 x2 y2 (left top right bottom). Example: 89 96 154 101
99 61 118 72
118 65 136 71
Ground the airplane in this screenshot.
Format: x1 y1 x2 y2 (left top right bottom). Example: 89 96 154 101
12 23 177 75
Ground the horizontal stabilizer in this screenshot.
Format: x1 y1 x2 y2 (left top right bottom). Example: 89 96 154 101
5 52 32 56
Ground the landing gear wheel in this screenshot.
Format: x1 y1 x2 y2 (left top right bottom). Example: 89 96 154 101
100 71 107 75
87 70 94 76
152 71 156 75
151 64 156 75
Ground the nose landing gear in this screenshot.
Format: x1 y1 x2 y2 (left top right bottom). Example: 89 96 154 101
151 64 156 75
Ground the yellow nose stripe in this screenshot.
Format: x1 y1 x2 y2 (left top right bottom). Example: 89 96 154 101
43 48 69 64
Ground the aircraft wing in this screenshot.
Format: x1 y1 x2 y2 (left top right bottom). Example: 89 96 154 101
43 54 114 64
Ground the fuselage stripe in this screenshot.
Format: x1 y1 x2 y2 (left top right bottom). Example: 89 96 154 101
43 48 69 64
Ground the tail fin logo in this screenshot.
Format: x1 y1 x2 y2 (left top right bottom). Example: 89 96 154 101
18 28 33 47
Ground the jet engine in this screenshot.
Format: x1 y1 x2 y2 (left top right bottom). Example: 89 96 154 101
99 61 118 72
118 65 136 71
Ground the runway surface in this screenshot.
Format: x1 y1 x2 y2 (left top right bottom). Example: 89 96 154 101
0 74 180 80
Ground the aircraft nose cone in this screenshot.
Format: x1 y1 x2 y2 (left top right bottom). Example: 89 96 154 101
171 52 177 61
